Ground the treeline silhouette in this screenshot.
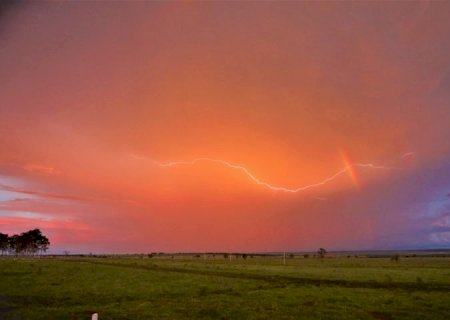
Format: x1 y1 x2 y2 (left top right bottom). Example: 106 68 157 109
0 229 50 255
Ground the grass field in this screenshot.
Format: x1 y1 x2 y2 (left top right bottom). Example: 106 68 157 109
0 254 449 319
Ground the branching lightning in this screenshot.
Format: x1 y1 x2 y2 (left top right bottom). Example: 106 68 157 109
130 154 392 193
401 152 416 159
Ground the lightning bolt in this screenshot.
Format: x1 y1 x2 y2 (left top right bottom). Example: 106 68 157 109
130 154 391 193
401 152 415 159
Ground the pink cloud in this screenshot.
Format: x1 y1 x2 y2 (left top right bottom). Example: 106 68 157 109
23 163 61 175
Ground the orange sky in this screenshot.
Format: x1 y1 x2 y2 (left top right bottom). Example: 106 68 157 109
0 1 449 253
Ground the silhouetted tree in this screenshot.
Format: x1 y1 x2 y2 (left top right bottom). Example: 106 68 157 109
22 229 49 255
317 248 327 258
37 230 49 254
8 234 19 255
0 233 8 255
1 229 50 256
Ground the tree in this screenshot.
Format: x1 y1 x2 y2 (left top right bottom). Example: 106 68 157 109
8 234 19 255
317 248 327 258
0 233 8 255
35 230 50 254
1 229 50 256
18 230 35 254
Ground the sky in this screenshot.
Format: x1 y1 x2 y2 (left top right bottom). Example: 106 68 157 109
1 1 449 253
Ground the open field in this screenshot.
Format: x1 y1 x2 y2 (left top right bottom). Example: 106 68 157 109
0 254 449 319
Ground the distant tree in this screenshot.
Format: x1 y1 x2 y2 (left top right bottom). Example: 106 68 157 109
36 229 49 254
317 248 327 258
223 253 229 259
26 229 50 255
8 234 19 255
242 254 247 259
303 254 309 258
0 233 8 255
3 229 50 256
391 254 400 262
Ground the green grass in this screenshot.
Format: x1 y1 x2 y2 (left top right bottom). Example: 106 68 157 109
0 255 449 319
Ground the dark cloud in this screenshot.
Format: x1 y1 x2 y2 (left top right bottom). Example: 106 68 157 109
0 0 21 14
0 0 24 29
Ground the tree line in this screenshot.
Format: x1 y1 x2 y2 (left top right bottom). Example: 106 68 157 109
0 229 50 255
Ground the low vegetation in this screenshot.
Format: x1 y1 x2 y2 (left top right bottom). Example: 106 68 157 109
0 252 449 319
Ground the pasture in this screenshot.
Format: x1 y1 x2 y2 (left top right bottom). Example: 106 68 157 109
0 254 449 319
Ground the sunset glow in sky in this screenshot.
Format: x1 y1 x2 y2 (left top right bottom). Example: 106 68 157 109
1 1 450 253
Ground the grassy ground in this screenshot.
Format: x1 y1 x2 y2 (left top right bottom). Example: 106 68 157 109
0 255 449 319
